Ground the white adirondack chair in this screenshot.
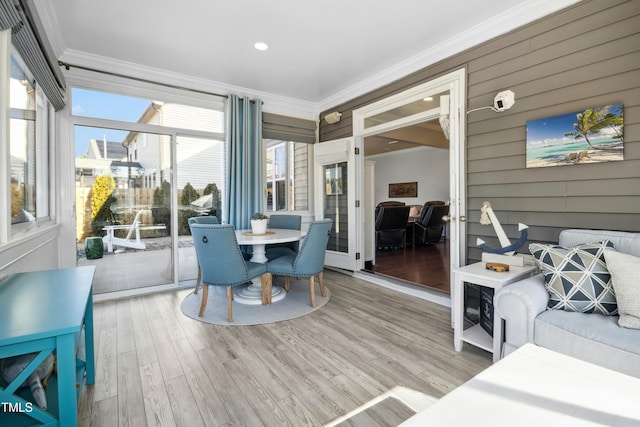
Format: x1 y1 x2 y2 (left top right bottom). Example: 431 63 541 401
102 210 166 252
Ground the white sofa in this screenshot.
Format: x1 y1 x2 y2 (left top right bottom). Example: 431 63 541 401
494 229 640 378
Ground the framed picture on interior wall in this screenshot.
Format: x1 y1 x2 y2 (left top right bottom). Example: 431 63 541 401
526 103 624 168
325 165 343 195
388 182 418 198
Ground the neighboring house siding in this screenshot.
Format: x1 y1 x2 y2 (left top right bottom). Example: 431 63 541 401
161 103 223 133
134 132 164 186
162 104 225 191
319 0 640 262
129 104 225 191
175 137 225 190
293 143 309 210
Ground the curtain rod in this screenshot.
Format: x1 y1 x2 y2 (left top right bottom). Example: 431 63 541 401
58 60 229 99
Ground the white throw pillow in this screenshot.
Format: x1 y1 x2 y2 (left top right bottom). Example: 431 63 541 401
604 250 640 329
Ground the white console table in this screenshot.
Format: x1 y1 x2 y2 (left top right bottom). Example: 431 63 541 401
453 262 536 362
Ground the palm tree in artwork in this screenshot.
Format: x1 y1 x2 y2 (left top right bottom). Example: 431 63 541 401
564 106 623 150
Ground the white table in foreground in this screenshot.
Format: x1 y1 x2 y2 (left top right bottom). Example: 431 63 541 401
234 228 306 305
453 262 536 362
400 344 640 426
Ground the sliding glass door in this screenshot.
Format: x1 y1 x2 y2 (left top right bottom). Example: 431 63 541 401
75 125 174 293
175 135 225 283
71 87 225 295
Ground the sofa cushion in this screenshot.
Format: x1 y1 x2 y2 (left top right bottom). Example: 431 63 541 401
560 229 640 258
534 309 640 378
529 241 617 315
604 250 640 329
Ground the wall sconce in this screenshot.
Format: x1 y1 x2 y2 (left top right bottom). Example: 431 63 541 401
324 111 342 124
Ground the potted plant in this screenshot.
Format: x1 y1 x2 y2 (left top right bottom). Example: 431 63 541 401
250 212 268 234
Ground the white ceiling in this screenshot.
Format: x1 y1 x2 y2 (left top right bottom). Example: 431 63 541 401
35 0 580 113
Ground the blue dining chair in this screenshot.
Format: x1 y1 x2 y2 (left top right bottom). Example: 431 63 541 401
266 219 333 307
190 224 270 322
188 216 219 294
188 216 219 225
265 214 303 260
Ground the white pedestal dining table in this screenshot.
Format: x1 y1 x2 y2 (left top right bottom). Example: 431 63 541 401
234 228 306 305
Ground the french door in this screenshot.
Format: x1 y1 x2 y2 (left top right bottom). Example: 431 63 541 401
314 137 358 270
351 68 466 309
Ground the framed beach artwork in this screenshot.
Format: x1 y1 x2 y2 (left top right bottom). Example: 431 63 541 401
526 103 624 168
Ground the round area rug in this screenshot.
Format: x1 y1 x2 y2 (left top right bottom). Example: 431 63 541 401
181 276 330 326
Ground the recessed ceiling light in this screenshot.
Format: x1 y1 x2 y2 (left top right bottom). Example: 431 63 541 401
423 97 433 101
254 42 269 51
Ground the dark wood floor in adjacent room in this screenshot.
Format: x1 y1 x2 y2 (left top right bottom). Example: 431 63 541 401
369 241 450 293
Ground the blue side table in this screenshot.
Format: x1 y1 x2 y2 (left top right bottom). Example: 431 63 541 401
0 266 96 426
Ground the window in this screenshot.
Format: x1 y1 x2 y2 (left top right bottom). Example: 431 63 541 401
72 88 223 133
9 46 50 230
265 139 309 212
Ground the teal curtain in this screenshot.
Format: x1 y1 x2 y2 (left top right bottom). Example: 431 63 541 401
224 95 264 229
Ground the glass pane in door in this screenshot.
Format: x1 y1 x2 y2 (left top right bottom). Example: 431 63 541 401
75 126 173 294
175 135 226 283
323 162 348 252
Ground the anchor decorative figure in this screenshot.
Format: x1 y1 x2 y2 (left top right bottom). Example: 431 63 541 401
476 201 528 255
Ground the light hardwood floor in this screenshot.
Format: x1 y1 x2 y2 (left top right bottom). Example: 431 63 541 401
80 269 491 426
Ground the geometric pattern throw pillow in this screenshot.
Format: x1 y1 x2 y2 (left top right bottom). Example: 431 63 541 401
529 240 618 315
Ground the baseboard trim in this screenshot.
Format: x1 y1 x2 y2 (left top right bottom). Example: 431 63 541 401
349 269 451 308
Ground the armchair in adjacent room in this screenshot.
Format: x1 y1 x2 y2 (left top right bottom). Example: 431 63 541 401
374 201 406 220
414 203 449 246
375 205 410 250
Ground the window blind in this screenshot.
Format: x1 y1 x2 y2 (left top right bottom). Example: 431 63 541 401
1 0 65 110
0 0 20 30
263 112 317 144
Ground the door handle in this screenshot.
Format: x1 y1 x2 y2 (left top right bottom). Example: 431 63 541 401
442 215 466 222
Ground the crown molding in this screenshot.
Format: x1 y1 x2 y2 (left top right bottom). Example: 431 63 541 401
316 0 582 112
44 0 581 119
59 50 319 119
38 0 318 118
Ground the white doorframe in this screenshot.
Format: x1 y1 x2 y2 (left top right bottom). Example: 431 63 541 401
314 137 358 270
352 68 467 299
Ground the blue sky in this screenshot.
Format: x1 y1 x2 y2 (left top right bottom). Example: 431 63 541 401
73 88 152 156
526 111 577 143
526 103 623 149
